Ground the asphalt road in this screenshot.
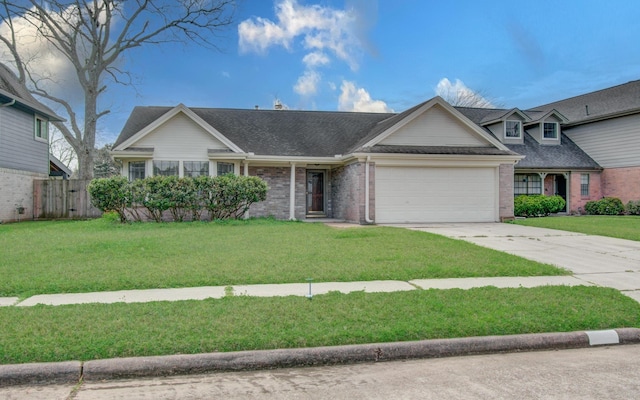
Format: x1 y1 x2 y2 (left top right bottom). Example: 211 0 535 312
5 344 640 399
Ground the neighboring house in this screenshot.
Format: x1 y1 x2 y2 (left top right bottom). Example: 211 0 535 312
459 79 640 214
112 98 522 223
112 80 640 223
0 65 63 223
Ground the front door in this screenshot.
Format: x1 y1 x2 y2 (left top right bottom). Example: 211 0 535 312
554 174 567 212
306 171 325 215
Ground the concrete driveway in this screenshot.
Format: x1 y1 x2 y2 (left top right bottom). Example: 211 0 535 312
395 223 640 303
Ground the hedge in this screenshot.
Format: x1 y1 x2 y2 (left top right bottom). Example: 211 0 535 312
88 175 268 223
514 195 566 217
584 197 625 215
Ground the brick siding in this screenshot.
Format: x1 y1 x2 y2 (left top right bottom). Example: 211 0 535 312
0 168 47 223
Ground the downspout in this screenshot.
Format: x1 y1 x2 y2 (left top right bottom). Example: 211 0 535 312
0 99 15 107
364 156 374 224
289 162 296 220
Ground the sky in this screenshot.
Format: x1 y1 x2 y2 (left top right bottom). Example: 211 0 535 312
4 0 640 146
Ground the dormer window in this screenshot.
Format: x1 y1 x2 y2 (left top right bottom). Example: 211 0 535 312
543 122 558 139
505 120 522 139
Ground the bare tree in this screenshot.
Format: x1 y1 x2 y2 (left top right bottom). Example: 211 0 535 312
435 78 501 108
0 0 235 179
49 127 78 173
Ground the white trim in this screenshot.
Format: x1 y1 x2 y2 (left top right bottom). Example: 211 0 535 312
114 104 244 153
289 163 296 220
362 97 511 151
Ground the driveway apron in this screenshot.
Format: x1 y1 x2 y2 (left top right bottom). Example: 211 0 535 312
396 223 640 303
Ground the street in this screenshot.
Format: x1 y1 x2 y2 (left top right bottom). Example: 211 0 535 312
4 344 640 399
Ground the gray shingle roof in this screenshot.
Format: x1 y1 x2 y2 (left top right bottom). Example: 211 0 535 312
528 80 640 124
0 64 62 121
505 133 601 169
115 106 395 157
455 106 600 169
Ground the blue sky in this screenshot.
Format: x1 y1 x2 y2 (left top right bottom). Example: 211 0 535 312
93 0 640 144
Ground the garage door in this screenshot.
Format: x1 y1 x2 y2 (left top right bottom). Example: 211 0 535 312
375 166 497 223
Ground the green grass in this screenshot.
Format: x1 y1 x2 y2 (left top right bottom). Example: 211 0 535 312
1 286 638 365
514 216 640 241
0 218 566 298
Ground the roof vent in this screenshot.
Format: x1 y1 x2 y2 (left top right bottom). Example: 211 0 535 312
585 105 589 116
254 105 259 110
274 100 283 110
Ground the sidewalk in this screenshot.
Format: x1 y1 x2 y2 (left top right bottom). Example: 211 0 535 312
2 275 589 307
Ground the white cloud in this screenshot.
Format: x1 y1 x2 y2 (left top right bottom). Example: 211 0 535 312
239 0 369 100
338 80 392 113
302 51 330 68
435 78 494 108
294 70 321 96
221 71 230 78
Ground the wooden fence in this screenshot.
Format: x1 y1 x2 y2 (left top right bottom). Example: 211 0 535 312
33 179 102 219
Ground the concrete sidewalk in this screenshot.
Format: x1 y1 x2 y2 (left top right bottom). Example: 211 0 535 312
2 276 588 307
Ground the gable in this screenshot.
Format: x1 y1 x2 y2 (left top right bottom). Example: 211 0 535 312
132 112 231 159
379 103 492 147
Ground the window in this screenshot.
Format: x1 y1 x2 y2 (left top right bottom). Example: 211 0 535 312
505 120 521 138
581 174 590 196
183 161 209 178
129 161 146 181
543 122 558 139
153 161 179 176
514 174 542 195
217 162 234 176
34 116 48 141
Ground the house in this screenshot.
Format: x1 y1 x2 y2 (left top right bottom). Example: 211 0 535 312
112 80 640 223
0 65 63 223
458 79 640 214
112 98 522 223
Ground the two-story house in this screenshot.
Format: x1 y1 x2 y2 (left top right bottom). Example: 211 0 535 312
0 65 63 223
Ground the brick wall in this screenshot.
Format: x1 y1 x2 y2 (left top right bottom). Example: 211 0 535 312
499 163 514 220
569 171 602 214
330 161 373 224
602 167 640 203
247 166 308 220
331 163 361 222
0 168 47 223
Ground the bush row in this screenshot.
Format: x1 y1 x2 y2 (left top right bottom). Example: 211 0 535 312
584 197 640 215
88 175 268 223
514 195 566 217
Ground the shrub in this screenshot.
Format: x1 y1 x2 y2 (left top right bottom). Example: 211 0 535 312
88 175 268 223
87 176 130 222
584 197 625 215
626 200 640 215
514 195 566 217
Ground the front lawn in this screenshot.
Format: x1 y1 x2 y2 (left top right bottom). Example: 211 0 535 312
0 218 566 298
1 286 638 365
514 216 640 241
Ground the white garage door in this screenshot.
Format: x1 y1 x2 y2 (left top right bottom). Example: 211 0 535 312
375 166 497 223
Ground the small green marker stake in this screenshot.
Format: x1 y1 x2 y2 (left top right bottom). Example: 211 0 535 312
306 278 313 300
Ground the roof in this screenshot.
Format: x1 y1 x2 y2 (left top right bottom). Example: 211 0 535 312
528 80 640 125
115 106 393 157
0 64 63 121
456 106 600 169
504 133 601 170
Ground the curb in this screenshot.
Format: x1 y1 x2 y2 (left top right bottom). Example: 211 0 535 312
2 328 639 386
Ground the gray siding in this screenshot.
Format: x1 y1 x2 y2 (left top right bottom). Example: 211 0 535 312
0 106 49 174
564 113 640 168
